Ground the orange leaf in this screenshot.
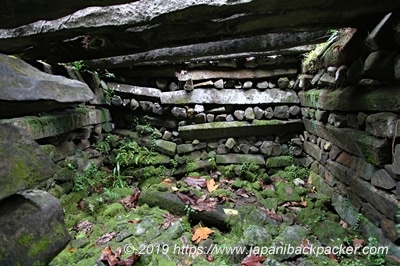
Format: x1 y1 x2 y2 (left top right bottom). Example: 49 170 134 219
300 197 308 207
206 179 219 193
191 226 214 243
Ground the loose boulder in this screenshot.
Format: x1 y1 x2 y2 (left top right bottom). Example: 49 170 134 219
0 190 70 265
0 124 57 200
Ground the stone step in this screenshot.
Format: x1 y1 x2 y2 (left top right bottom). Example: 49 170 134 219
161 88 300 105
0 107 111 140
178 119 303 140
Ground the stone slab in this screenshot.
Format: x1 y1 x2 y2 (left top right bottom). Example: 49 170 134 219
179 119 303 140
0 107 111 140
303 118 390 165
216 154 265 165
299 87 400 112
108 82 161 101
161 89 299 105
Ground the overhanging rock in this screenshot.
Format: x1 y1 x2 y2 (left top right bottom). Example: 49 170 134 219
0 54 94 118
179 119 303 140
161 89 300 105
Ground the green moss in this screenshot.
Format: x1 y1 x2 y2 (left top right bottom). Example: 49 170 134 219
275 181 301 204
18 233 32 246
102 203 126 218
265 156 293 168
28 236 51 258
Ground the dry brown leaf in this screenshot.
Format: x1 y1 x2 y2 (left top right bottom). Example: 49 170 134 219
119 188 141 211
259 207 283 222
95 232 116 245
352 238 365 252
339 219 349 229
184 176 207 189
206 179 219 192
327 252 339 262
161 213 182 230
191 195 218 212
99 245 140 266
241 253 266 266
177 192 197 205
191 226 214 243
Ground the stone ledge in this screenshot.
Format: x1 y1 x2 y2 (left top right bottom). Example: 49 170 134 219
108 82 161 101
303 118 390 165
179 119 303 140
299 87 400 112
161 88 300 105
0 107 111 140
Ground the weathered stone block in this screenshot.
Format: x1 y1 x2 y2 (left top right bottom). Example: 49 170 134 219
348 175 399 220
0 190 70 265
216 154 265 165
108 82 161 101
0 54 94 117
371 169 397 190
303 118 391 165
299 87 400 112
161 88 300 105
303 141 322 161
0 107 111 140
326 159 350 184
179 119 303 140
364 50 396 82
0 125 57 200
265 156 292 168
365 112 399 138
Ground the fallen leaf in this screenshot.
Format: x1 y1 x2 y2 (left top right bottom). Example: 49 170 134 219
235 188 250 198
161 213 182 230
99 245 140 266
327 252 339 262
223 208 239 216
241 253 266 266
204 253 215 262
177 192 196 205
299 239 313 253
163 178 173 186
73 220 94 237
210 170 222 179
300 197 308 207
339 219 349 229
191 195 218 212
259 207 283 222
77 198 85 210
120 188 141 211
352 238 365 252
127 219 141 224
67 246 76 253
310 186 317 193
184 176 207 189
95 232 117 245
206 179 219 192
191 226 214 243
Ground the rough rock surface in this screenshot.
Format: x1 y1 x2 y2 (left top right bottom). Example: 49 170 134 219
0 124 57 200
0 54 94 117
0 190 70 265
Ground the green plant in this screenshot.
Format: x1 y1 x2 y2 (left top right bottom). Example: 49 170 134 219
66 163 76 171
70 60 86 72
184 204 196 217
279 165 309 181
73 164 108 192
366 237 386 266
103 188 121 200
